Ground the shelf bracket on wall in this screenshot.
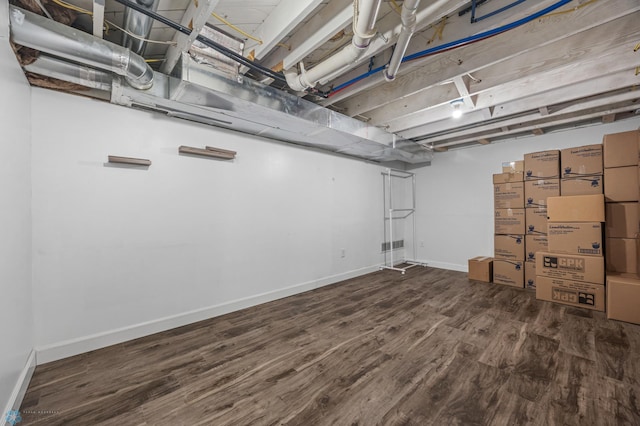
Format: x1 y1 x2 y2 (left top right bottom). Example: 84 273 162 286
107 155 152 166
179 145 236 160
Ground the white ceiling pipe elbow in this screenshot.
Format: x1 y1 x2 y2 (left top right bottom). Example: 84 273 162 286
384 0 421 82
9 6 154 90
318 0 452 86
285 0 383 92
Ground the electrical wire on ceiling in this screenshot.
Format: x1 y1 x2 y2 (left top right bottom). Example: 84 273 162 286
541 0 598 18
48 0 177 45
327 0 575 97
211 12 263 44
210 12 290 51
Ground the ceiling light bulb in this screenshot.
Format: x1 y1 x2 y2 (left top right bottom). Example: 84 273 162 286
450 99 464 119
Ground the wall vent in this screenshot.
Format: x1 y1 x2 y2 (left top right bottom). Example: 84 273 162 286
381 240 404 252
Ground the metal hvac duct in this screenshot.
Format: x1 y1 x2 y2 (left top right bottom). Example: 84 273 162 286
7 7 432 164
9 6 154 90
122 0 160 55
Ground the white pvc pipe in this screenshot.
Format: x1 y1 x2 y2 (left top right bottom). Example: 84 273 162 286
317 0 451 86
384 0 421 81
285 0 382 91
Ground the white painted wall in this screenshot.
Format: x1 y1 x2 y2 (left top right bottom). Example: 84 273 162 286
414 118 640 271
0 4 34 416
30 88 390 362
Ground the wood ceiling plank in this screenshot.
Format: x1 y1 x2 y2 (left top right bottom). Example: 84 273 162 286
429 103 640 150
260 0 353 71
331 1 640 117
375 19 640 133
322 0 541 106
407 91 640 145
248 0 324 62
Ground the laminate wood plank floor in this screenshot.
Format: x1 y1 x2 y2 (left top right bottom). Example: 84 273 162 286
19 267 640 425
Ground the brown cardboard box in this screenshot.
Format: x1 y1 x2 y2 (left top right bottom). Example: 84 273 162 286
603 130 640 168
494 235 525 260
525 235 549 262
605 202 639 238
547 194 605 222
560 176 603 196
493 172 524 184
524 150 560 180
604 166 639 202
493 259 524 288
525 260 537 291
637 236 640 276
525 179 560 208
548 222 603 257
607 273 640 324
468 256 493 282
526 208 548 235
502 160 524 173
494 182 525 209
536 251 605 284
536 276 605 311
561 144 603 177
606 238 638 274
495 208 525 234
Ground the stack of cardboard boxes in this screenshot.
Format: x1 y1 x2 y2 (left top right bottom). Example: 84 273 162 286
603 130 640 325
493 166 525 288
523 151 560 290
470 130 640 324
603 131 639 275
536 194 606 311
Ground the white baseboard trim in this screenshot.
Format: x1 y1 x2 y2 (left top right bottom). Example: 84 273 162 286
36 264 381 365
2 350 36 426
422 260 467 273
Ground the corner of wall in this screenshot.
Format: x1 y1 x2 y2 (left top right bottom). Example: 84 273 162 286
1 351 36 426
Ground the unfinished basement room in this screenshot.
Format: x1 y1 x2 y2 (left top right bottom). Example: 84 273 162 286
2 0 640 424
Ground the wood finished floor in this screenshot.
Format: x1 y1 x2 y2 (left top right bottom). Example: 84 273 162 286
20 267 640 426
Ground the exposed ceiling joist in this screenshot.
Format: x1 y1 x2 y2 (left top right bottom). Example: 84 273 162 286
248 0 324 62
452 75 475 109
9 0 640 162
160 0 221 74
332 0 640 117
314 0 469 86
381 15 640 136
431 103 640 150
410 87 640 145
92 0 105 38
277 0 353 71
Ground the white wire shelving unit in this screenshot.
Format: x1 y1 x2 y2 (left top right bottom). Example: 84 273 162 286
380 168 427 274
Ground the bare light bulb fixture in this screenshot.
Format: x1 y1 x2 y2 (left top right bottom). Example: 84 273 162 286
450 99 464 119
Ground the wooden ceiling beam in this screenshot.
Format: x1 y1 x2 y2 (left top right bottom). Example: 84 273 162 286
332 1 640 117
